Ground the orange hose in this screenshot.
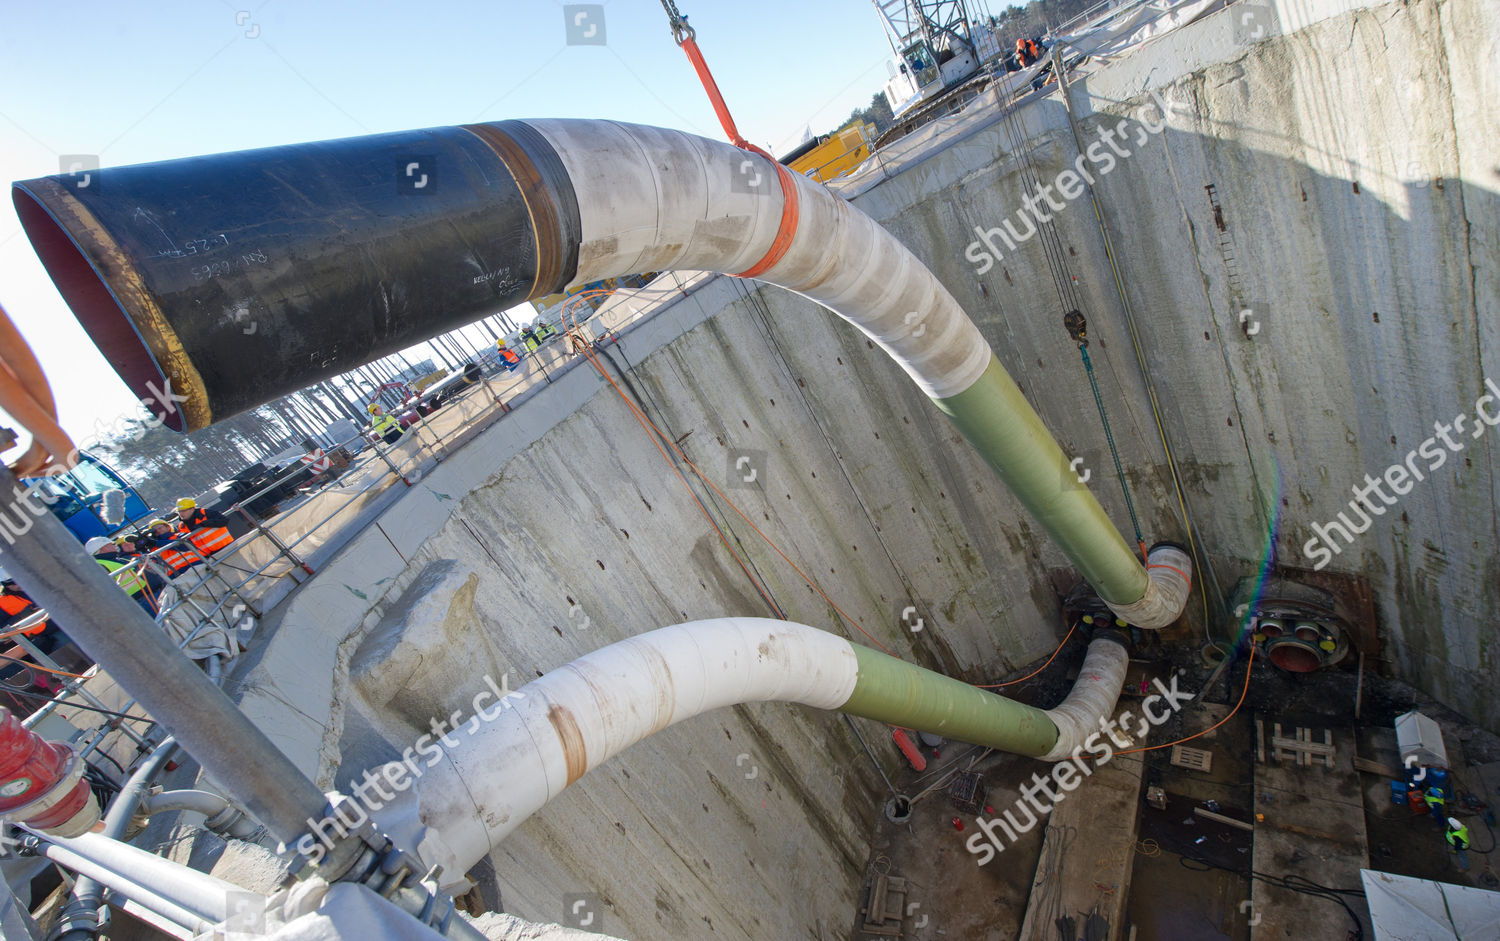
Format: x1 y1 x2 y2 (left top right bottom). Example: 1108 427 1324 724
1109 645 1256 758
977 622 1077 688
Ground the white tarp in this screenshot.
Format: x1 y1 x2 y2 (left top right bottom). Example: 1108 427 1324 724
1055 0 1225 64
193 879 625 941
1360 870 1500 941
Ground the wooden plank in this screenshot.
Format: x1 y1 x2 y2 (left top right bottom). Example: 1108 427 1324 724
1170 745 1213 772
1194 806 1255 832
1352 756 1400 777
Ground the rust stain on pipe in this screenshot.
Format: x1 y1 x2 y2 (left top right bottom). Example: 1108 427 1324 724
547 704 588 786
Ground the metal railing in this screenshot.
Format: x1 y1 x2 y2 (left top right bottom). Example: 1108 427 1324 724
6 280 702 778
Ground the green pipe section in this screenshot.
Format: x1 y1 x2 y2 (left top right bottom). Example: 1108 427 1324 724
841 644 1060 758
933 355 1151 607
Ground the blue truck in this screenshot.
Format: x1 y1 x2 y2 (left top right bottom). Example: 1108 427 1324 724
23 452 154 543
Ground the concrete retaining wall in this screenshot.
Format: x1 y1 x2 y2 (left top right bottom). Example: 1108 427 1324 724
233 0 1498 935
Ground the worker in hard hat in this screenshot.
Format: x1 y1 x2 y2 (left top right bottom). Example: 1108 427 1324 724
1016 36 1042 67
135 519 199 579
1424 784 1448 824
496 341 521 371
520 326 541 351
368 403 404 446
1446 817 1471 870
85 535 165 616
113 532 147 560
175 497 233 558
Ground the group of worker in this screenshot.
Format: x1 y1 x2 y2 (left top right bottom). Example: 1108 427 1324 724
1411 780 1475 870
84 497 234 617
495 320 559 372
0 497 237 707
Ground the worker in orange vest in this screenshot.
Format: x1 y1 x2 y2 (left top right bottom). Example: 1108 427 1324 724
138 518 201 578
496 341 521 371
0 571 65 697
1016 37 1042 67
175 498 233 558
0 573 45 640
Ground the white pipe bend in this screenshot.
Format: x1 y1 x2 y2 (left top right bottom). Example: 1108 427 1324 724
525 118 992 400
392 618 860 883
1103 544 1193 630
1039 638 1129 761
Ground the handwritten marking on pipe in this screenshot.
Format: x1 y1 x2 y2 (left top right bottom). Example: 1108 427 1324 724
1069 457 1091 483
1238 900 1261 926
235 11 260 38
903 310 928 338
736 753 759 779
563 5 606 45
901 605 925 633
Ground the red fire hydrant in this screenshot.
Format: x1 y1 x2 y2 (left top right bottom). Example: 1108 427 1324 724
0 707 100 837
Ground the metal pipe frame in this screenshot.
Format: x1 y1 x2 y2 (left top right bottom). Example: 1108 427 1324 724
0 466 327 845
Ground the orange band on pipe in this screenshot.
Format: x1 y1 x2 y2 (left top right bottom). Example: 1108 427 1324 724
734 160 800 279
676 36 801 280
1147 563 1191 583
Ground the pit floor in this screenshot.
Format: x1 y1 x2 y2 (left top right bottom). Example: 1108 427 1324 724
850 645 1500 941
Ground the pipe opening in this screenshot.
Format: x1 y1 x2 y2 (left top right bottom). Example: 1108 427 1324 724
12 187 173 429
884 796 912 824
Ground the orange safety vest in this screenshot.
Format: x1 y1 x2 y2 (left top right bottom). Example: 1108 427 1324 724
154 541 203 576
499 347 519 365
0 593 45 636
184 525 233 556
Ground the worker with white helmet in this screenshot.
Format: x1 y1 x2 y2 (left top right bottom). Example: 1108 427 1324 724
86 535 163 616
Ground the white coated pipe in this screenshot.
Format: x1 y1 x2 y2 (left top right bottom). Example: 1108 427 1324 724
395 618 860 880
522 119 1190 629
526 119 991 400
1039 639 1129 761
37 830 257 926
388 618 1133 883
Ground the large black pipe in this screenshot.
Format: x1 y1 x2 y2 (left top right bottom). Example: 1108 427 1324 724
12 121 580 431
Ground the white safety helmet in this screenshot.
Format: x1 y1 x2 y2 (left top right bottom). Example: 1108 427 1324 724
1448 817 1463 829
84 536 114 554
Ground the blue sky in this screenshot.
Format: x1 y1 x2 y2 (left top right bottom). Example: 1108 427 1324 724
1 0 993 452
